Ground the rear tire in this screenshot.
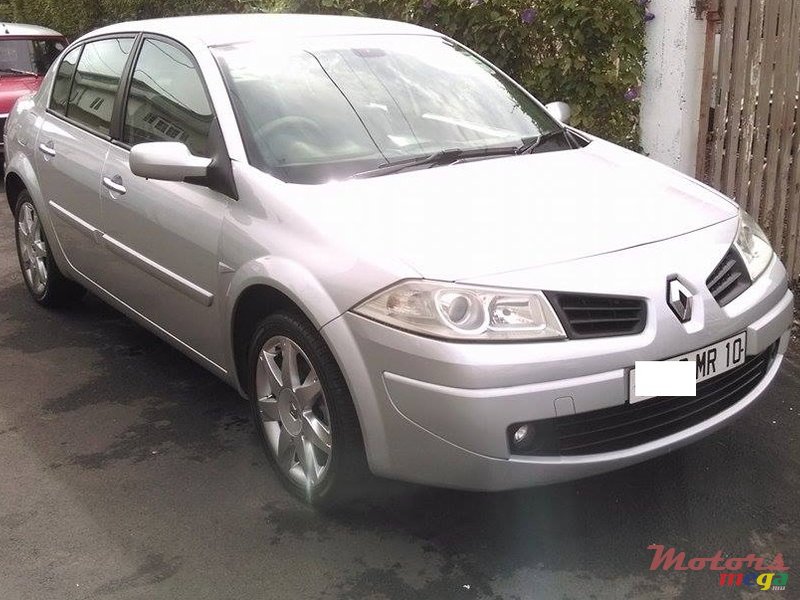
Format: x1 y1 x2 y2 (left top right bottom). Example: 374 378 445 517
13 190 85 307
247 310 368 508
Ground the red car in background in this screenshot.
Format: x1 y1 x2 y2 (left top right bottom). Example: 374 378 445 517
1 23 67 155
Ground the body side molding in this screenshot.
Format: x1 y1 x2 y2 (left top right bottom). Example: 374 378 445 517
102 235 215 307
51 201 214 307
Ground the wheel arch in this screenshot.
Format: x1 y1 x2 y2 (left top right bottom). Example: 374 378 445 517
5 150 45 215
4 154 76 283
5 170 26 213
231 283 306 395
226 257 346 396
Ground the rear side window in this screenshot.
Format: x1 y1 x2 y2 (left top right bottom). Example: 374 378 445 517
67 38 134 136
49 45 81 115
123 38 214 157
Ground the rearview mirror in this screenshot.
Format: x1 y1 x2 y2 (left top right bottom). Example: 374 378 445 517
129 142 212 182
545 101 572 125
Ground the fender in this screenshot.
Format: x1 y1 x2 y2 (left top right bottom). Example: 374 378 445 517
221 254 346 392
5 142 44 212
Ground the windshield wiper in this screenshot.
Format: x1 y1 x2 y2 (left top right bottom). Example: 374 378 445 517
0 68 37 76
350 145 524 179
349 130 571 180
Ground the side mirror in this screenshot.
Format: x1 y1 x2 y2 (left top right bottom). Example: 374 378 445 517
129 142 212 182
545 101 572 125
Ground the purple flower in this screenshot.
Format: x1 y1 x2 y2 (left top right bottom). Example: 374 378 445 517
520 7 538 24
624 87 640 101
422 0 433 9
644 10 656 21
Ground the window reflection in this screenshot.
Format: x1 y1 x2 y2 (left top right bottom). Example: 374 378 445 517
124 39 214 157
68 38 133 136
215 35 558 183
50 46 81 115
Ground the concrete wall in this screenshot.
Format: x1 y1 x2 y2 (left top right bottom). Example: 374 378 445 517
640 0 708 176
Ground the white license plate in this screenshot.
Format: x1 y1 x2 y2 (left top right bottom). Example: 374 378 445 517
629 331 747 403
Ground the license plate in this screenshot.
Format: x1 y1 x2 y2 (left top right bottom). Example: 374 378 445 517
629 331 747 403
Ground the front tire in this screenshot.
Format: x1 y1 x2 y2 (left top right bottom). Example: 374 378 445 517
13 191 85 307
248 310 367 507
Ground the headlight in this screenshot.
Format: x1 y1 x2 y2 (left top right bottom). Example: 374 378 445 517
352 280 566 341
734 210 773 281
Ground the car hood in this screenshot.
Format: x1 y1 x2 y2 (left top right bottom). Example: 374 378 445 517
0 75 41 114
292 139 738 281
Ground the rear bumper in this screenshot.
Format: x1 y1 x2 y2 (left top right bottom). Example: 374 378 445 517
321 252 793 491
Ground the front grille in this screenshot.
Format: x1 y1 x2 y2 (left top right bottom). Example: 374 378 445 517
707 248 751 306
546 292 647 339
510 342 776 456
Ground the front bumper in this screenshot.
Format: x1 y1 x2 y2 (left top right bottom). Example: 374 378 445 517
321 235 794 491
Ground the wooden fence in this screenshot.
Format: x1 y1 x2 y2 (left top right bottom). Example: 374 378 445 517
697 0 800 280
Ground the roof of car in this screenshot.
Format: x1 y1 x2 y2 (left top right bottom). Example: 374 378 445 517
1 23 64 37
80 13 436 47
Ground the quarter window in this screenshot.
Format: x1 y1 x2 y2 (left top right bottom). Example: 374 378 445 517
67 38 134 136
123 39 214 157
49 45 81 115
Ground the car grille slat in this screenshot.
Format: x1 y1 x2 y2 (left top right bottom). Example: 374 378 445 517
706 258 736 289
547 293 647 339
567 316 644 326
560 305 640 313
707 249 752 306
510 343 776 456
713 270 744 297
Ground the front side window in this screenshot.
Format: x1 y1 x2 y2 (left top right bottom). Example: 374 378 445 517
67 37 134 136
123 39 214 157
49 45 81 115
0 37 66 76
213 35 562 184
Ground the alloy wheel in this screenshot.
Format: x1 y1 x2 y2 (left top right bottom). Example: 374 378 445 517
17 202 49 296
255 335 332 490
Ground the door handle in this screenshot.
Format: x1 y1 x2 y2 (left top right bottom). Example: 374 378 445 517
102 175 127 195
38 142 56 157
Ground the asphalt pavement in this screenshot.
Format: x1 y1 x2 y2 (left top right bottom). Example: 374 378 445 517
1 196 798 600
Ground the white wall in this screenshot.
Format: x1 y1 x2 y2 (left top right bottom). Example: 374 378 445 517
640 0 707 176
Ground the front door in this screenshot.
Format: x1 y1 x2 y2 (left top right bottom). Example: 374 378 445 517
95 37 228 368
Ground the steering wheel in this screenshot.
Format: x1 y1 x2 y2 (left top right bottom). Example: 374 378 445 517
253 115 327 146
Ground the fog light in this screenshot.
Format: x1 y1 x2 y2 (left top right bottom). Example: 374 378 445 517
512 424 533 446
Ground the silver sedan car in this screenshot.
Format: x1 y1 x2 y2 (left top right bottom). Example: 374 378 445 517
5 14 793 506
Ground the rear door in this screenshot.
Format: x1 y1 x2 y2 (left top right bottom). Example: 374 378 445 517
96 36 228 367
35 37 135 280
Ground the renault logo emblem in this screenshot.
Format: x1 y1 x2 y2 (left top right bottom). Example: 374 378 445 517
667 278 693 323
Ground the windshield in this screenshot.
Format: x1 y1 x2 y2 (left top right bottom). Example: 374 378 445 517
213 35 562 184
0 37 66 76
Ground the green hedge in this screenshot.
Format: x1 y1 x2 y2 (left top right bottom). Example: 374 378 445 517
14 0 648 148
12 0 243 38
